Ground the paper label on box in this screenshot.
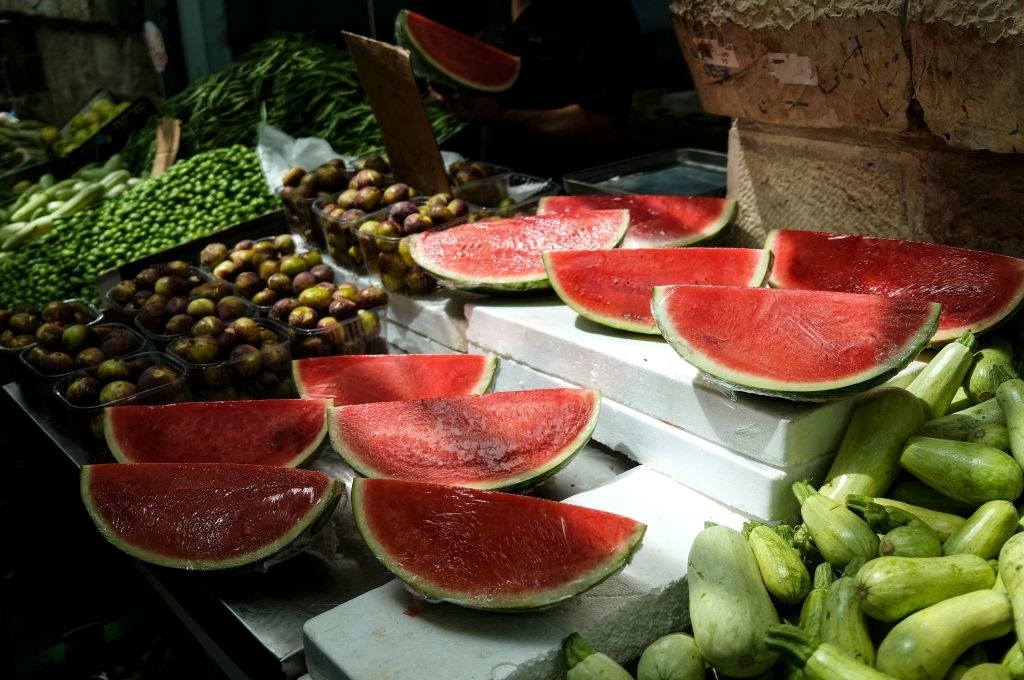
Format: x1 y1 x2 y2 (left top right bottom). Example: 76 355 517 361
693 38 739 71
768 53 818 86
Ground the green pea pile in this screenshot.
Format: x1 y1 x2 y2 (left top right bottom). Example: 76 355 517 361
0 145 280 308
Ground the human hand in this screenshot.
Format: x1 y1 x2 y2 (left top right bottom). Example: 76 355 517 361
428 82 503 122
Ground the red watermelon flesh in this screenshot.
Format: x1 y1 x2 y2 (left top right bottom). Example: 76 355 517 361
104 398 330 467
543 247 771 334
537 194 737 248
407 209 629 292
351 478 646 610
81 463 340 571
395 10 520 93
293 353 497 404
652 285 941 400
329 388 600 490
766 229 1024 345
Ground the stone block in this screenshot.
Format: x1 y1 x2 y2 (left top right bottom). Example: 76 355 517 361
908 1 1024 153
668 0 910 130
727 121 1024 256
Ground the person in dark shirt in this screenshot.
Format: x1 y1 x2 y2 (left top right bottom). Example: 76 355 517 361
426 0 641 180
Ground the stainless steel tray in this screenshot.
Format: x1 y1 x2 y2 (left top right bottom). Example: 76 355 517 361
563 148 727 197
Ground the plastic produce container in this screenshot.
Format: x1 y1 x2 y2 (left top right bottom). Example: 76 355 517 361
132 290 257 350
289 306 388 359
101 263 218 324
15 322 148 406
0 298 102 385
51 351 190 452
452 172 559 209
166 317 296 402
277 186 328 252
312 198 368 275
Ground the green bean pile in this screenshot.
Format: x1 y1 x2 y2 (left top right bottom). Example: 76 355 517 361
0 145 279 307
120 34 464 175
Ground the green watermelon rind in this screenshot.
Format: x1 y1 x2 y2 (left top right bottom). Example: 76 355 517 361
542 247 773 335
80 465 341 571
652 286 942 402
395 10 521 93
350 478 647 611
407 211 630 294
102 398 332 468
328 389 602 491
764 229 1024 345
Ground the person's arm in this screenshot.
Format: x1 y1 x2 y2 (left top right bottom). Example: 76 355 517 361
430 85 619 145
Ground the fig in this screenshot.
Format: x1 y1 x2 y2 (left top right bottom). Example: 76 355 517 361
100 380 138 404
258 259 281 280
291 271 318 295
357 308 381 337
5 333 35 350
279 254 308 278
281 166 306 188
134 266 161 288
75 346 107 369
100 328 141 357
271 297 300 322
8 311 39 335
273 233 296 255
65 376 103 406
260 340 290 373
428 203 454 225
382 183 412 204
186 297 217 319
354 186 382 212
39 351 74 375
349 168 383 190
216 295 250 321
229 344 264 379
137 364 181 392
216 326 238 354
96 358 131 383
231 317 263 346
187 335 221 364
191 315 225 337
447 198 471 218
61 323 97 355
35 322 66 350
163 313 194 335
302 250 322 268
314 163 348 191
294 335 331 358
388 200 420 225
267 272 293 294
334 282 359 302
310 263 335 283
41 300 76 323
164 295 190 318
405 269 437 295
23 345 48 368
336 188 359 210
154 275 186 297
288 306 319 329
355 286 389 310
212 260 238 281
402 212 433 235
298 286 331 312
328 297 358 320
108 280 137 305
234 271 263 299
199 242 229 269
250 288 278 307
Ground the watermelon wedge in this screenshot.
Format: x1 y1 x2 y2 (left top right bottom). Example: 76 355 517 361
293 353 497 404
395 9 520 93
543 247 772 334
351 478 646 610
537 194 737 248
103 398 331 467
652 285 941 401
766 229 1024 345
329 388 600 491
81 463 341 571
408 209 629 293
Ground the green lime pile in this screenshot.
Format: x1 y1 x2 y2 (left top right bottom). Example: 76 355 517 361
0 145 279 307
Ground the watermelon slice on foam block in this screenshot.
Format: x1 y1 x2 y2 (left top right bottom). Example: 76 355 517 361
329 388 600 491
766 229 1024 345
351 478 646 611
395 9 520 93
104 398 331 467
293 353 497 405
81 463 340 571
537 194 738 248
543 247 772 334
408 209 629 293
652 285 941 401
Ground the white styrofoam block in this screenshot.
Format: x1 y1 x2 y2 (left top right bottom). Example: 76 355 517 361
303 466 747 680
465 296 863 468
383 290 478 352
386 322 463 356
483 351 831 522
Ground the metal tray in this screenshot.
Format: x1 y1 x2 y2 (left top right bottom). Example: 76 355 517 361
562 148 727 197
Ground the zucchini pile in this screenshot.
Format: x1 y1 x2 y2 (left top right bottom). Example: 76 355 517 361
565 329 1024 680
0 155 137 253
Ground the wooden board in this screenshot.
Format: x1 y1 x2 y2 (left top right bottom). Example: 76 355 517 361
343 31 451 196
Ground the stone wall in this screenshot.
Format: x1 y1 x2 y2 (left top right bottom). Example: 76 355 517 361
669 0 1024 256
